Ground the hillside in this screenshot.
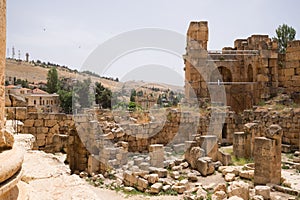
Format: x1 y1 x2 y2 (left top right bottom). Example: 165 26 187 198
5 59 184 94
5 59 120 91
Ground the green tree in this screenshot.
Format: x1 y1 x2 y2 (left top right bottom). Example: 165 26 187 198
95 82 112 109
157 94 162 106
46 67 59 93
137 90 143 97
14 78 29 88
130 89 136 102
74 78 92 109
58 90 73 114
274 24 296 53
128 101 137 111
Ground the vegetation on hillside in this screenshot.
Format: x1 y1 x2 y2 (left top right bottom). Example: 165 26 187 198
81 70 119 82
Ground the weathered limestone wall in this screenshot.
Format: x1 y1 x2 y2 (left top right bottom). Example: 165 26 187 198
278 40 300 99
243 108 300 151
21 113 74 152
67 129 89 173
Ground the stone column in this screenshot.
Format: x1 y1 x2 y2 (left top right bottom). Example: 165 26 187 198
0 0 7 149
244 122 258 158
149 144 164 168
254 125 282 185
233 131 251 159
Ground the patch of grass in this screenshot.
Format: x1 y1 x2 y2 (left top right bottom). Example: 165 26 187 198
112 185 122 192
281 164 290 169
177 175 186 181
123 188 146 196
257 100 266 106
286 153 294 160
159 189 178 196
274 104 285 110
221 147 233 155
232 157 253 166
206 191 212 200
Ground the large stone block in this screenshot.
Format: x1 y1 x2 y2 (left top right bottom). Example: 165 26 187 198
44 119 58 127
136 177 148 192
15 107 27 120
24 119 34 127
228 181 249 200
255 185 270 200
150 182 163 194
36 127 48 134
34 119 44 127
196 157 214 176
199 135 218 161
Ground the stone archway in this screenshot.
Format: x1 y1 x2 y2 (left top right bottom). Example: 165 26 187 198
247 64 253 82
210 66 233 83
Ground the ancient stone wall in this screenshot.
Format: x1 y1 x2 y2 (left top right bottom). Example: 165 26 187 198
242 108 300 152
278 40 300 101
21 113 74 152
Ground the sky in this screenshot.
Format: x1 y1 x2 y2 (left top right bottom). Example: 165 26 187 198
6 0 300 85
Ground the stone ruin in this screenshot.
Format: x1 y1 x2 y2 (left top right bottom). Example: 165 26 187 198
7 102 299 198
1 18 300 200
184 21 300 113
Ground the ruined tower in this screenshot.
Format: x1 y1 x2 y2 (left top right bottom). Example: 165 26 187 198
187 21 208 50
184 21 210 102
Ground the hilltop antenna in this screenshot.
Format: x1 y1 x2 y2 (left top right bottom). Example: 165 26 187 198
12 46 15 59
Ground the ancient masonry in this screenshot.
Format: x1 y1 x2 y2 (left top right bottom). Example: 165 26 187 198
0 0 25 199
8 106 298 175
184 21 300 112
2 19 300 198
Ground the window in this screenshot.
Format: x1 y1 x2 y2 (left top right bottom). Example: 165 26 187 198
222 123 227 139
247 65 253 82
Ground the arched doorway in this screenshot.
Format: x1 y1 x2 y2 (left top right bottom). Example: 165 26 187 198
247 64 253 82
210 66 233 83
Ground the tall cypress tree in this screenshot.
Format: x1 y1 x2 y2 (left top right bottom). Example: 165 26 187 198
46 67 58 94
